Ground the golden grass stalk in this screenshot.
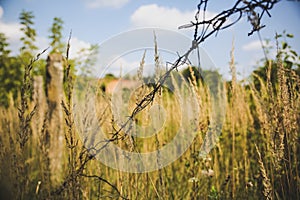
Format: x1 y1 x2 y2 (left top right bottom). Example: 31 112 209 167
255 144 273 199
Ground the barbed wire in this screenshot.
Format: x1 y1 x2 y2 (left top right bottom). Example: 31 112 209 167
92 0 279 154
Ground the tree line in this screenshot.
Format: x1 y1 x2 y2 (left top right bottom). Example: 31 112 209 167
0 10 98 107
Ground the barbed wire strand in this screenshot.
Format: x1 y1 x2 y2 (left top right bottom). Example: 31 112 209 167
91 0 279 164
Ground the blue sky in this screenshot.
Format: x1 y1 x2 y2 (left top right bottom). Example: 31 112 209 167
0 0 299 79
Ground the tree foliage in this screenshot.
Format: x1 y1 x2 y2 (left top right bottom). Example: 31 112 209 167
19 10 37 56
0 33 23 107
0 33 11 56
49 17 65 53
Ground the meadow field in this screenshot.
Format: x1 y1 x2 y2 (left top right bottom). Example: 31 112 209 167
0 33 299 199
0 1 299 199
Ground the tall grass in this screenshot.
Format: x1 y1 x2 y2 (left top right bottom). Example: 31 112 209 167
0 38 299 199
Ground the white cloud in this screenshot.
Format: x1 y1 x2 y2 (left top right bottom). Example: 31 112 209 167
130 4 216 30
69 37 91 59
0 21 22 40
84 0 130 9
0 6 23 55
242 40 271 51
106 56 140 76
0 6 22 42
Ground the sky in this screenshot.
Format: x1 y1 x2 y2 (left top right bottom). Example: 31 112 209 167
0 0 299 79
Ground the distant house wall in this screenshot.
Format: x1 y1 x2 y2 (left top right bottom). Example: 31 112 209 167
104 79 140 94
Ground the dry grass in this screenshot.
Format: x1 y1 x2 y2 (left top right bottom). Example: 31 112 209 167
0 38 299 200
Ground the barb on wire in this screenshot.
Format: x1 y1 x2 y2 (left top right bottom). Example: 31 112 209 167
179 0 278 38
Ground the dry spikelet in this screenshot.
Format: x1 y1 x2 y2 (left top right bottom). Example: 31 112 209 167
251 71 275 163
229 39 236 91
275 58 286 168
188 65 198 89
137 49 146 82
255 144 273 200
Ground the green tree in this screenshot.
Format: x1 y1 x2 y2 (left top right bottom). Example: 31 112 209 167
0 33 11 56
19 10 47 84
49 17 64 53
0 33 23 107
76 44 98 76
181 66 203 84
19 10 37 56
